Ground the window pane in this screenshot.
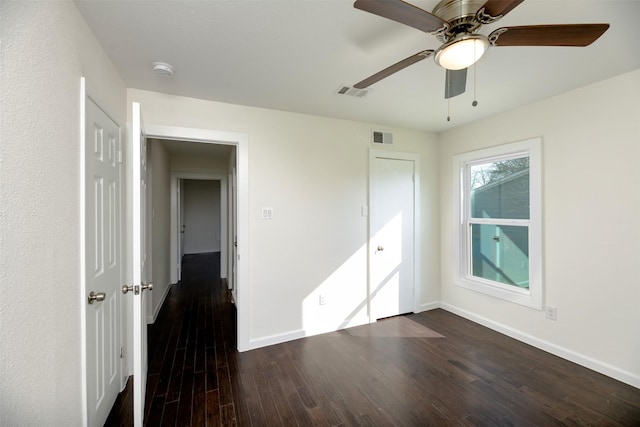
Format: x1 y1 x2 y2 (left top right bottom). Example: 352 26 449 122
471 224 529 289
470 157 529 219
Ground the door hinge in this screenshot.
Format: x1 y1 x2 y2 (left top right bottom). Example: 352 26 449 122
120 346 124 358
117 150 123 163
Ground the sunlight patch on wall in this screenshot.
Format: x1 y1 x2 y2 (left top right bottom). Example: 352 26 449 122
302 244 369 336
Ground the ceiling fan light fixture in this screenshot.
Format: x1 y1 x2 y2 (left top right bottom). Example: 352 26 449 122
435 34 489 70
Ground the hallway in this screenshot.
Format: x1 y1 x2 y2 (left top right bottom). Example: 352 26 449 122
106 252 237 425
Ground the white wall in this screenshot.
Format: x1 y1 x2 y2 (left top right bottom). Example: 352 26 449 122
172 153 228 175
182 180 221 254
128 88 441 346
439 69 640 387
149 140 171 321
0 1 127 425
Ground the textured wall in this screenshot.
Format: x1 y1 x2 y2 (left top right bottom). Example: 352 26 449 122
0 2 126 424
149 140 171 321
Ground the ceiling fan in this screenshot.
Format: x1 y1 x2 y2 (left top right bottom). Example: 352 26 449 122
353 0 609 100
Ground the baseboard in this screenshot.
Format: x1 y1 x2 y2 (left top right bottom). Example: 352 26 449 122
416 301 441 313
147 282 173 324
249 329 306 350
248 315 370 351
439 302 640 389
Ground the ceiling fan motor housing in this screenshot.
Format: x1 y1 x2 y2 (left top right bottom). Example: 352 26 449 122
432 0 486 41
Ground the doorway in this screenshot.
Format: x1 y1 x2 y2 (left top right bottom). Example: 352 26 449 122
143 125 250 352
369 149 421 321
182 180 221 257
111 117 250 425
173 176 227 284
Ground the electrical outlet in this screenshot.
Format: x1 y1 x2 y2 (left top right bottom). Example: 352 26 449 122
319 294 326 305
545 306 557 321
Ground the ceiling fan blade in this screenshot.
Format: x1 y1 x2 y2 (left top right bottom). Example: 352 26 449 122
479 0 524 19
354 50 434 89
489 24 610 47
445 68 467 99
354 0 447 33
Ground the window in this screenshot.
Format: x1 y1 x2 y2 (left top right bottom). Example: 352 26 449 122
453 138 542 309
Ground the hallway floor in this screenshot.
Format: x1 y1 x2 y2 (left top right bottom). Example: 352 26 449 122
106 252 236 426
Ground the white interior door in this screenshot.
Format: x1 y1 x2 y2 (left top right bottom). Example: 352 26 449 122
231 166 238 297
178 179 185 279
370 154 415 320
130 101 151 426
85 97 122 426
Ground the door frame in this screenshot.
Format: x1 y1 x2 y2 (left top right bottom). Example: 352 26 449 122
170 173 228 286
80 78 126 426
142 124 250 351
368 149 421 321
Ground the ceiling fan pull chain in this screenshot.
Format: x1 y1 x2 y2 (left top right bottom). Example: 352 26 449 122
447 98 451 122
472 61 478 107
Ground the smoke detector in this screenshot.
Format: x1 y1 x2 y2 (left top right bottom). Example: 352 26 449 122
152 62 175 77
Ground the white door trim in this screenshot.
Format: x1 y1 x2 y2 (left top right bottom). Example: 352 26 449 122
80 76 88 427
170 173 228 285
142 123 250 352
368 149 421 321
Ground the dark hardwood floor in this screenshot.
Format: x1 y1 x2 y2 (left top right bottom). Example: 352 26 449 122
107 253 640 426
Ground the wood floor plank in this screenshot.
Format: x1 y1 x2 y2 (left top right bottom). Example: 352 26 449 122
176 367 194 425
145 394 165 427
220 404 236 426
205 348 219 392
191 371 206 426
205 390 220 426
144 373 159 420
154 320 183 397
161 400 178 426
217 366 233 407
232 355 265 424
165 348 186 403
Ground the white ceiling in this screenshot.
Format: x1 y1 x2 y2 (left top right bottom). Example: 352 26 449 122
75 0 640 133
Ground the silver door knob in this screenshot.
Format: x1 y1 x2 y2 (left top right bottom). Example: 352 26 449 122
122 285 134 294
88 291 106 304
141 282 153 292
377 246 384 251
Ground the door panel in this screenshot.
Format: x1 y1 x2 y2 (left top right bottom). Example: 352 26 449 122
86 98 121 426
232 166 238 297
178 179 185 280
131 102 150 426
370 156 415 320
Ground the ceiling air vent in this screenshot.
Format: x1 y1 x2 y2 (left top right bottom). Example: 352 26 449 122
336 85 369 98
372 130 393 145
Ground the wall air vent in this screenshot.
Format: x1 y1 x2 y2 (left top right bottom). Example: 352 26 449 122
372 130 393 145
335 85 369 98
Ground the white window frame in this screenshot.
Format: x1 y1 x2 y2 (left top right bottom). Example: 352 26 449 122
453 137 543 309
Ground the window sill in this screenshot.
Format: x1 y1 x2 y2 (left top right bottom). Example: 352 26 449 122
455 276 542 310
